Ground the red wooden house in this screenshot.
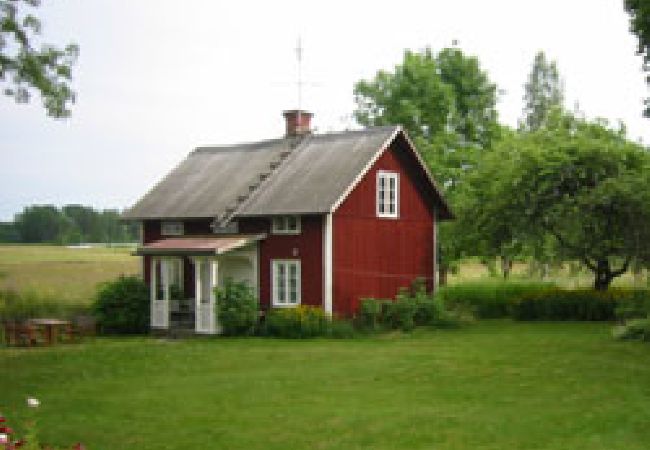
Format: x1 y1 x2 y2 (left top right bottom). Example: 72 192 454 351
123 110 452 334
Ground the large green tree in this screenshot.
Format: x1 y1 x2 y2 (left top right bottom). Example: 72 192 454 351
521 51 564 131
625 0 650 117
353 47 500 283
473 112 650 290
12 204 138 244
1 0 78 117
354 47 499 187
14 204 72 243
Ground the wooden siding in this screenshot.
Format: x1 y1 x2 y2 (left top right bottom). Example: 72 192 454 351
141 216 323 310
333 136 436 316
142 220 210 297
240 216 323 310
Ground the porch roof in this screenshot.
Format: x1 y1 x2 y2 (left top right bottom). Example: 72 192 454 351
135 234 266 256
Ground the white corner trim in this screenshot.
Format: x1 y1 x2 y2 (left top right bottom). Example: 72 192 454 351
432 209 438 293
323 213 333 315
329 126 402 214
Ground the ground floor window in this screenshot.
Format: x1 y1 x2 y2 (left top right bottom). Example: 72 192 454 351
272 260 301 306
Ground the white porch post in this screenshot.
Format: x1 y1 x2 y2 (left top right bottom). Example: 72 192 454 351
151 258 170 329
195 259 219 334
211 260 220 334
150 257 156 328
194 257 202 334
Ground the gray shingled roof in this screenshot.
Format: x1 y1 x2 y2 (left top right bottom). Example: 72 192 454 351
123 138 292 219
237 127 397 216
123 126 452 220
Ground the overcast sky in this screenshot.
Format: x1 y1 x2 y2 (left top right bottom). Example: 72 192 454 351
1 0 647 221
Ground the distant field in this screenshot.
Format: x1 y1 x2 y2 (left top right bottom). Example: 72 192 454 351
0 245 140 303
448 260 649 289
1 245 647 305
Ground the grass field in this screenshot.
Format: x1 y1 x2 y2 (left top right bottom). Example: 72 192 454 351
0 321 649 449
447 259 649 288
0 245 139 303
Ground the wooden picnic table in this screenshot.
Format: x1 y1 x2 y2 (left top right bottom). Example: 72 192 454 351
27 318 72 345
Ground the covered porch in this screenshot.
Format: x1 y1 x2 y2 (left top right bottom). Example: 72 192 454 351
137 235 265 335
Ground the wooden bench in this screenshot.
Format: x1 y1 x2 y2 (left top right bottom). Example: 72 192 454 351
3 322 45 347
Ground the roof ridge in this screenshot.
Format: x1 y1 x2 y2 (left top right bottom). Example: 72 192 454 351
192 126 397 155
213 134 311 228
191 137 287 154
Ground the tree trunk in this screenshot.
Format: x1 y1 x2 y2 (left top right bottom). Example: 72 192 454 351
501 256 512 280
438 266 448 287
593 259 614 291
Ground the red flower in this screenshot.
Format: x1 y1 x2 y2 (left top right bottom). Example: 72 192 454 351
73 443 86 450
0 416 5 422
14 438 25 447
0 426 13 433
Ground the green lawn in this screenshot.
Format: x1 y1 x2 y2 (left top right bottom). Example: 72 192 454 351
0 245 139 303
1 321 649 449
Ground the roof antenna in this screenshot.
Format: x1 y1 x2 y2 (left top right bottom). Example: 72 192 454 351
295 36 303 123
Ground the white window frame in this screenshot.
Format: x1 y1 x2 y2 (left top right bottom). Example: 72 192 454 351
271 216 301 235
272 259 301 307
161 221 184 236
377 171 399 219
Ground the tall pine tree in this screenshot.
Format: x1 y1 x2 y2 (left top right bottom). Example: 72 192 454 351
521 51 564 131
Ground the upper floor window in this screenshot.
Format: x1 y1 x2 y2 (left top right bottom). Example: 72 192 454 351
212 220 238 234
272 216 301 234
161 221 184 236
377 171 399 218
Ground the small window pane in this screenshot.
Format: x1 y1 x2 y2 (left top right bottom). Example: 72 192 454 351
155 260 164 300
287 216 297 231
273 217 284 232
289 263 298 304
277 263 286 303
161 221 184 236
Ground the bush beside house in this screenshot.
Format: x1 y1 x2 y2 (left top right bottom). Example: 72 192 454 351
94 275 149 334
216 278 258 336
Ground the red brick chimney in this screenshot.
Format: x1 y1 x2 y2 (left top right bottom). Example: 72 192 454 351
283 109 312 136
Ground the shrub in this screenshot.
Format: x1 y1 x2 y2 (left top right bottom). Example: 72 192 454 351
0 289 88 322
357 298 386 331
94 275 149 334
215 278 258 336
262 306 353 339
437 281 556 318
384 293 418 332
357 282 464 332
614 290 650 321
327 318 356 338
511 289 618 321
612 318 650 342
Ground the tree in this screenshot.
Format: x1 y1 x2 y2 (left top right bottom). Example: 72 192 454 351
63 204 101 241
14 204 71 243
521 51 564 131
624 0 650 117
1 0 79 117
474 112 650 290
353 47 500 284
354 47 499 188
